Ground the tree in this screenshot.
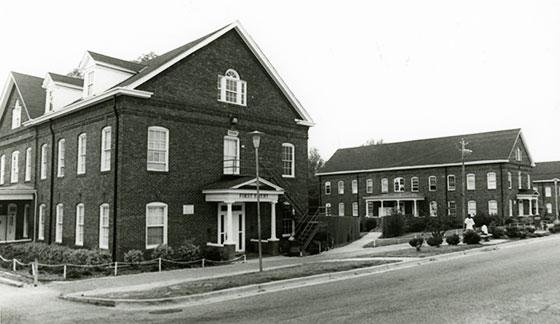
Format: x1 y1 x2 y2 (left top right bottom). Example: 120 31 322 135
363 138 384 146
134 51 158 64
308 147 324 213
66 68 83 78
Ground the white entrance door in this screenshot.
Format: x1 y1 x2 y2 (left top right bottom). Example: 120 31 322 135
6 204 16 241
218 203 245 252
519 201 524 216
0 216 6 241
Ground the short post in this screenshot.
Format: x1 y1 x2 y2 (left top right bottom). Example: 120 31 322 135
158 257 162 272
201 258 205 268
63 265 67 280
114 262 118 276
12 259 16 272
33 259 39 287
243 255 247 263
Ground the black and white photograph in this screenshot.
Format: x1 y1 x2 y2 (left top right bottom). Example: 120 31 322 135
1 0 560 323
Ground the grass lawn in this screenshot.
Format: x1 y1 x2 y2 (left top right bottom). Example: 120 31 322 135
359 244 486 258
93 260 397 300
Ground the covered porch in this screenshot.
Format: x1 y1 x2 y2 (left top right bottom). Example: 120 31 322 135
517 190 539 216
0 184 35 244
203 177 285 260
363 193 425 217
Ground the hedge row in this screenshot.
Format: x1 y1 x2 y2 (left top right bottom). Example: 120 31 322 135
0 243 112 266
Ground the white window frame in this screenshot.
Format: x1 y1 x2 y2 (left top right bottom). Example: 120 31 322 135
467 173 476 190
325 181 331 195
338 203 345 216
488 200 498 215
352 202 358 216
545 187 552 197
38 204 46 240
468 200 477 216
11 100 21 129
25 147 31 182
147 126 169 172
223 136 240 175
366 201 374 217
546 203 553 214
146 202 168 249
411 177 419 192
381 178 388 193
428 176 437 192
218 69 247 106
393 177 405 192
507 172 512 189
429 201 437 217
516 147 522 161
0 154 5 185
518 171 522 189
325 203 332 216
99 204 110 249
86 70 94 97
447 175 456 191
281 143 295 178
366 179 373 193
527 174 531 189
77 133 87 174
55 203 63 244
100 126 112 172
509 200 513 217
338 181 344 194
75 203 85 246
57 139 65 178
10 151 19 183
352 179 358 194
487 172 496 190
448 201 456 217
23 204 29 238
40 144 47 180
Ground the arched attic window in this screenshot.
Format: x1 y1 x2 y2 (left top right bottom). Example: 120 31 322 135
218 69 247 106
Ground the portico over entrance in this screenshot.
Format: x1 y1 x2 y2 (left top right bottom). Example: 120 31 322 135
517 189 539 216
363 192 425 217
0 184 35 244
203 177 284 256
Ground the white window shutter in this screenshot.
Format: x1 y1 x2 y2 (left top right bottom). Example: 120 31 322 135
219 75 226 101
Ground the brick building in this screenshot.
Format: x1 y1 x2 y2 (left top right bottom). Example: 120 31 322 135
0 21 314 260
532 161 560 220
316 129 535 244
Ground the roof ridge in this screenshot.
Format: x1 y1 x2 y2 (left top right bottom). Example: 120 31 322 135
11 71 44 81
48 72 83 80
87 50 146 66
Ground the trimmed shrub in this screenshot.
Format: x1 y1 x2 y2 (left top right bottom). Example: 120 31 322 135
405 216 427 233
382 214 406 238
489 226 505 239
409 237 424 251
445 233 460 245
463 230 481 244
150 244 174 260
172 240 201 261
361 218 378 232
426 236 443 247
124 250 145 264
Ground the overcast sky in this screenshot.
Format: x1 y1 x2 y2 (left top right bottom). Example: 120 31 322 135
1 0 559 162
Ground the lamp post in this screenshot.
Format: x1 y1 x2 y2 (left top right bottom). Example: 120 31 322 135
459 138 472 229
250 130 264 272
554 179 559 224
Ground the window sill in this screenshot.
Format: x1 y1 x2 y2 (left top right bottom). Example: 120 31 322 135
147 169 169 174
281 175 295 179
218 99 247 107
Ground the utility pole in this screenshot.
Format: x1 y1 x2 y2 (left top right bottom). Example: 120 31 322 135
460 138 472 227
555 179 559 224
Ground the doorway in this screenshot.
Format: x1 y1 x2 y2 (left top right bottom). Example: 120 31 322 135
218 203 245 252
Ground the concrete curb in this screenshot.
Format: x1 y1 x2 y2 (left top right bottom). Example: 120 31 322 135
0 275 24 288
60 234 560 308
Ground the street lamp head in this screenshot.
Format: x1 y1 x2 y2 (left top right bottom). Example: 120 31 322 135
250 130 264 149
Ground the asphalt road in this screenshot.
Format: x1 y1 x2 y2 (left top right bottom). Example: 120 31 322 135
2 236 560 323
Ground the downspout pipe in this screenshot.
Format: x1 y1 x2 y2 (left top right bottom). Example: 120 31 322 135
32 127 39 242
48 120 55 244
111 96 119 261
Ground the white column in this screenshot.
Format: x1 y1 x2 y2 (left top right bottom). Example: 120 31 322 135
380 200 384 217
270 202 278 241
535 198 539 215
396 200 400 213
413 200 418 217
518 200 523 216
529 199 533 216
224 202 235 244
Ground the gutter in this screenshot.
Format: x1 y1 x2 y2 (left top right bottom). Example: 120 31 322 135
33 127 38 242
47 120 55 244
112 96 119 261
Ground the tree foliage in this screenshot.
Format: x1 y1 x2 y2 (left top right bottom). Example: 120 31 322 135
66 68 83 78
363 138 384 146
308 147 324 212
134 51 158 64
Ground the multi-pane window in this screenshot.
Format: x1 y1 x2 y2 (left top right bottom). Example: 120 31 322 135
467 173 475 190
40 144 47 180
428 176 437 191
509 200 513 217
448 201 456 216
100 126 111 172
325 203 332 216
25 148 31 181
488 200 498 215
281 143 295 177
75 203 84 246
325 182 331 195
0 154 5 185
487 172 496 190
218 69 247 106
366 179 373 193
338 181 344 194
57 139 65 177
352 202 358 216
10 151 19 183
429 201 437 217
11 100 21 129
516 147 522 161
381 178 388 193
527 174 531 189
77 133 87 174
366 201 374 217
546 203 553 214
146 202 167 249
147 127 168 172
23 205 29 238
86 70 94 96
55 203 63 243
99 204 110 249
393 177 405 192
223 136 240 175
518 171 522 189
508 172 512 189
468 200 477 216
447 175 456 191
411 177 419 192
38 204 46 240
352 180 358 194
338 203 345 216
545 187 552 197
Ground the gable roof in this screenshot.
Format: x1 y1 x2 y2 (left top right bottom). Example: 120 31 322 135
10 72 45 119
87 51 145 73
318 129 524 175
203 176 284 192
532 161 560 182
47 72 83 87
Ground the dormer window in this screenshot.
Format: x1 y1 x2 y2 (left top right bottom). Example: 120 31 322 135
11 100 21 129
218 69 246 106
47 90 54 112
516 147 522 161
86 71 94 96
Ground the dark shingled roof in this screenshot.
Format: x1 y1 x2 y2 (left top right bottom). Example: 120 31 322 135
11 72 45 119
48 72 83 87
533 161 560 181
320 129 522 174
87 51 146 73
